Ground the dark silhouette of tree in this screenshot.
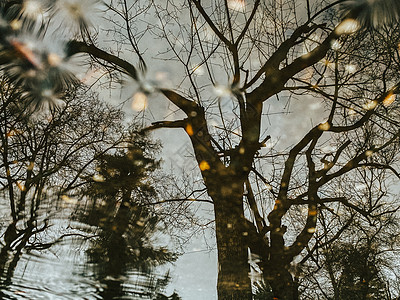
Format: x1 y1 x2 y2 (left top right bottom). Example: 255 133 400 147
76 137 179 299
297 209 399 299
2 0 400 299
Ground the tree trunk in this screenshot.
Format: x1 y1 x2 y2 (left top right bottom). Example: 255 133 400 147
208 176 252 300
262 261 298 300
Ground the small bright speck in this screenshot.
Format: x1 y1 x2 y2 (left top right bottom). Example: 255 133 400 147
42 89 53 98
155 71 168 81
309 102 321 110
307 227 316 233
365 150 374 157
331 40 341 51
321 58 334 69
10 20 22 30
363 100 377 110
131 92 148 111
347 108 357 116
136 220 145 227
93 174 105 182
345 64 357 74
199 160 210 171
17 181 26 191
318 122 330 131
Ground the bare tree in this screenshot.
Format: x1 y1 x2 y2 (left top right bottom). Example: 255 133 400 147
2 0 400 299
0 77 126 284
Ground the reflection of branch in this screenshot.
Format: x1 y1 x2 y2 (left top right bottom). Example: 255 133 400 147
316 140 351 178
159 89 200 117
25 233 99 251
250 167 276 196
66 41 138 80
358 163 400 180
235 0 261 46
300 215 354 264
295 197 370 218
244 23 329 91
319 131 400 186
143 119 187 131
145 198 213 205
191 0 232 48
245 179 266 233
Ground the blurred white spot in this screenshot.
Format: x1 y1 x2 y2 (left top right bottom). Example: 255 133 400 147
192 65 205 75
61 195 78 205
347 108 357 116
10 20 22 30
309 102 321 110
42 89 53 98
345 64 357 74
214 85 231 97
228 0 246 11
155 71 168 81
93 174 105 182
365 150 374 157
318 122 330 131
131 92 148 111
54 0 104 35
335 19 359 35
22 0 45 19
331 40 341 51
363 100 377 110
47 53 62 66
307 227 316 233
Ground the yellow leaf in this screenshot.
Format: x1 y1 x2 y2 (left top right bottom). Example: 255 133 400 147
383 92 395 107
318 122 330 131
199 160 210 171
185 124 194 136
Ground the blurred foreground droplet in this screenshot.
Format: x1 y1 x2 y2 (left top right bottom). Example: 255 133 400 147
227 0 246 11
335 19 359 35
131 92 148 111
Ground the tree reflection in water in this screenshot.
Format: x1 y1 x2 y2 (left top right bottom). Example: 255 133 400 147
76 140 179 299
0 78 178 298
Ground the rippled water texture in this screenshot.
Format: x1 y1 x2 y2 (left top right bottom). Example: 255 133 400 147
0 228 174 299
